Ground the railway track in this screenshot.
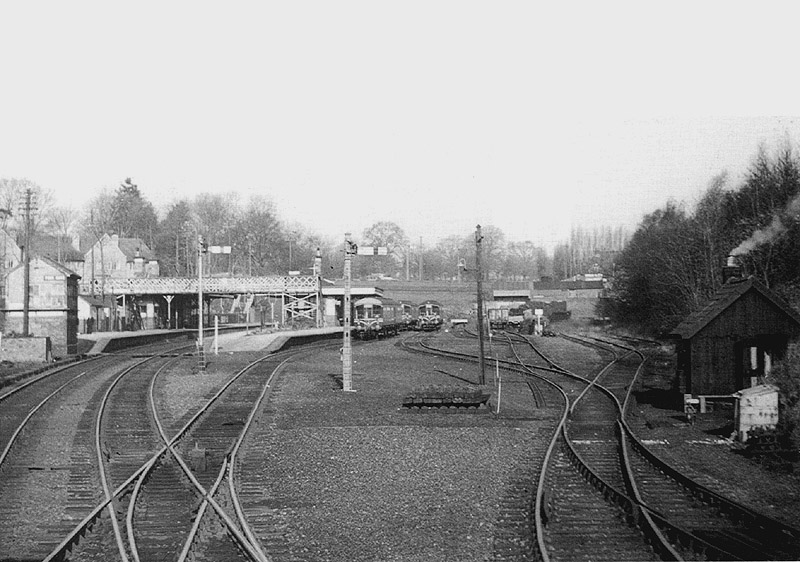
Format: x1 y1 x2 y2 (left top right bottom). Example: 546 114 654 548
400 331 565 561
0 352 149 558
6 328 799 560
558 333 800 560
41 350 283 562
409 328 800 561
12 336 337 562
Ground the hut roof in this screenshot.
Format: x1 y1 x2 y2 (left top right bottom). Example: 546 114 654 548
670 276 800 340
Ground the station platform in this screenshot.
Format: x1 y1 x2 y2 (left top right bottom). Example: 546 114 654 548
79 326 343 354
213 326 342 352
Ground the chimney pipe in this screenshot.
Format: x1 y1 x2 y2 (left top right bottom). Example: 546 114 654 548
723 255 742 284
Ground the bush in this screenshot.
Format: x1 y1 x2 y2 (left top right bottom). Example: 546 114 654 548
770 342 800 451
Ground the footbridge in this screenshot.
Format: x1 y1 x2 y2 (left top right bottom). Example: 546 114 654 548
80 275 322 328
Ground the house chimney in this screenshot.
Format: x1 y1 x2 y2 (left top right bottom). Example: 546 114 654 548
722 255 742 284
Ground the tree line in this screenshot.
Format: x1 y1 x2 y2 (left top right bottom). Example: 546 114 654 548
601 142 800 335
0 177 629 282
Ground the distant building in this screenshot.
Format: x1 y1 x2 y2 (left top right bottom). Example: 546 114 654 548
530 275 606 321
82 234 160 291
3 256 80 357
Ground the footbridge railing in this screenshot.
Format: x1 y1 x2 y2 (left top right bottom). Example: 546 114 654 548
80 275 319 296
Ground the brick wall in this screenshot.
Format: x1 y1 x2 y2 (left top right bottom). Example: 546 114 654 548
5 313 75 358
0 335 51 362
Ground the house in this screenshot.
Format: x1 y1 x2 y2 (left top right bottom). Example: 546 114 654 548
670 276 800 397
82 234 160 290
3 256 80 357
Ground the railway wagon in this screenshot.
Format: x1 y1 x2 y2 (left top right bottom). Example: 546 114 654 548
417 299 443 331
397 300 418 331
488 307 510 330
353 296 402 339
530 300 571 322
485 300 527 330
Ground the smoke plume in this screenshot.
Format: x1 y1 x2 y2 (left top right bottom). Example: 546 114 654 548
730 193 800 256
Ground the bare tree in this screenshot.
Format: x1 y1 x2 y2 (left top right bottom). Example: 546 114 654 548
46 205 77 263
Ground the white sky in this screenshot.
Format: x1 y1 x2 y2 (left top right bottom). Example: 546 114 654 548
2 2 800 251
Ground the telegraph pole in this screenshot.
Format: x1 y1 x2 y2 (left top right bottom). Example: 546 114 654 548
342 233 355 391
475 225 486 385
20 189 36 337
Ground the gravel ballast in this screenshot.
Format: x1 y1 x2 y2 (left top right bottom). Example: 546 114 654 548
237 336 558 561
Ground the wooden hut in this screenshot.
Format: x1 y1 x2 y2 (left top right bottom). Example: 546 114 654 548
670 276 800 397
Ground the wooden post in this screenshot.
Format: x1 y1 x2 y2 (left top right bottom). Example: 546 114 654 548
476 225 486 385
214 315 219 355
21 188 34 336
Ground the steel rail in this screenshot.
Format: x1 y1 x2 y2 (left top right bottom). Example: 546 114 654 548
415 330 676 560
505 332 682 561
556 334 746 559
570 333 800 550
41 344 205 562
497 332 649 559
124 357 180 562
0 370 88 469
401 332 578 561
127 354 278 562
0 356 100 403
95 357 157 562
176 456 233 562
226 357 292 562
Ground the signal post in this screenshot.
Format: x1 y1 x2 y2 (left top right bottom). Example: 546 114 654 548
342 233 356 392
341 233 387 392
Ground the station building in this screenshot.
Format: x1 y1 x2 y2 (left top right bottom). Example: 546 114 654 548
2 256 80 357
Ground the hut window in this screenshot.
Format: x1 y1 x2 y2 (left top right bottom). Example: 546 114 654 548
750 347 758 371
764 352 772 376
